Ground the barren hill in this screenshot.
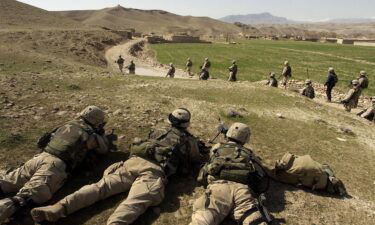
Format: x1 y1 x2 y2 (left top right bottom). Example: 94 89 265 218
57 6 242 36
0 0 85 29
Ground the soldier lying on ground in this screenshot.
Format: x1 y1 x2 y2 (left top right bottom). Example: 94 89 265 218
190 123 271 225
266 72 278 87
301 79 315 99
357 97 375 122
0 106 111 223
268 152 347 197
31 108 208 225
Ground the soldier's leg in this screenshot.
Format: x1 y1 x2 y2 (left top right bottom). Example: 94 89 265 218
190 182 233 225
1 153 67 223
107 172 165 225
231 183 267 225
31 162 134 222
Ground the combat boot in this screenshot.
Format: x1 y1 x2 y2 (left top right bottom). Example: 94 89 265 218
0 198 17 224
31 203 66 223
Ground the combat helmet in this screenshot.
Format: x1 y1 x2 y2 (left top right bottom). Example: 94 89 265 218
328 67 335 72
79 106 106 127
360 70 367 76
170 63 174 66
305 79 312 85
226 122 251 145
232 60 236 64
284 61 289 66
270 72 276 78
168 108 191 128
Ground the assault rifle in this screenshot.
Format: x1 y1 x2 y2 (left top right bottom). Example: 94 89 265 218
209 118 229 144
257 193 273 223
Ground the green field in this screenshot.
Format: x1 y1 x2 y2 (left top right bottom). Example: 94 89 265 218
151 40 375 95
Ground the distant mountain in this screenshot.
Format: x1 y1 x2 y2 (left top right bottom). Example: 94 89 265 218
323 18 375 24
220 12 295 24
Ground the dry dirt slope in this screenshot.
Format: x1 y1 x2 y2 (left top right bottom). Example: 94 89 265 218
57 6 242 36
0 0 85 30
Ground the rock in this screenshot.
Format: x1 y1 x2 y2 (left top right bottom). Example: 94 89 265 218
118 135 126 140
336 137 347 142
113 109 122 116
55 85 59 88
226 109 242 118
339 127 355 136
33 116 42 120
276 113 285 119
56 111 68 116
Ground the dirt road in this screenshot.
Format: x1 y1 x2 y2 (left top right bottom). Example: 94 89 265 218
105 38 195 79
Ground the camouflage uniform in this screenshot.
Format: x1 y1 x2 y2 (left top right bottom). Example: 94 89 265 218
191 123 269 225
359 97 375 122
116 56 125 73
357 71 369 90
166 63 176 78
281 61 292 88
228 61 238 82
32 108 205 225
126 60 136 74
301 80 315 99
202 58 211 71
270 153 347 196
266 73 278 87
0 106 109 223
342 80 362 112
186 58 193 76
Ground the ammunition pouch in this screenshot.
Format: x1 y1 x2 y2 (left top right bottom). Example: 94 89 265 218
37 127 58 149
130 139 173 166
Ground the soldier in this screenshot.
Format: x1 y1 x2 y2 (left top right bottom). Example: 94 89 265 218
357 97 375 122
357 70 369 90
280 61 292 88
301 79 315 99
202 58 211 71
269 153 347 196
324 67 338 102
266 72 278 87
228 60 238 82
0 106 110 223
125 60 136 75
166 63 176 78
191 123 270 225
199 68 209 80
186 58 193 76
341 80 362 112
115 55 125 73
31 108 206 225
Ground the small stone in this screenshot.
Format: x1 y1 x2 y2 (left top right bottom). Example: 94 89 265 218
113 109 122 116
226 109 242 118
336 137 347 142
276 113 284 118
56 111 68 116
55 85 59 88
33 116 42 120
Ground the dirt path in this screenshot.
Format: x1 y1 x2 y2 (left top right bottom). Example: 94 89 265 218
105 38 195 79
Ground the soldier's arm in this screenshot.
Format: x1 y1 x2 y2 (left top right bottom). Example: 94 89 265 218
87 134 109 154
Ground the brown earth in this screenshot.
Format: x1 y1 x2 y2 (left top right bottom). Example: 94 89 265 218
57 6 242 36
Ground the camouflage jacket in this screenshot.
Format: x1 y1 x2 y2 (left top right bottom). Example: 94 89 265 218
302 86 315 99
45 119 108 171
343 87 362 107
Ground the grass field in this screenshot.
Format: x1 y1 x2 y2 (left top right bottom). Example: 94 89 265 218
150 40 375 95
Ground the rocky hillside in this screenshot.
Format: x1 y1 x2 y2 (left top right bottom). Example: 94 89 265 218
0 0 85 29
57 6 241 36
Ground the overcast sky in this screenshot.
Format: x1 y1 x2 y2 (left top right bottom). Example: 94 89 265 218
18 0 375 21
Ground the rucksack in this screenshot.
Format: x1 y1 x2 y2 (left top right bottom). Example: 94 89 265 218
333 73 339 84
199 143 268 193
